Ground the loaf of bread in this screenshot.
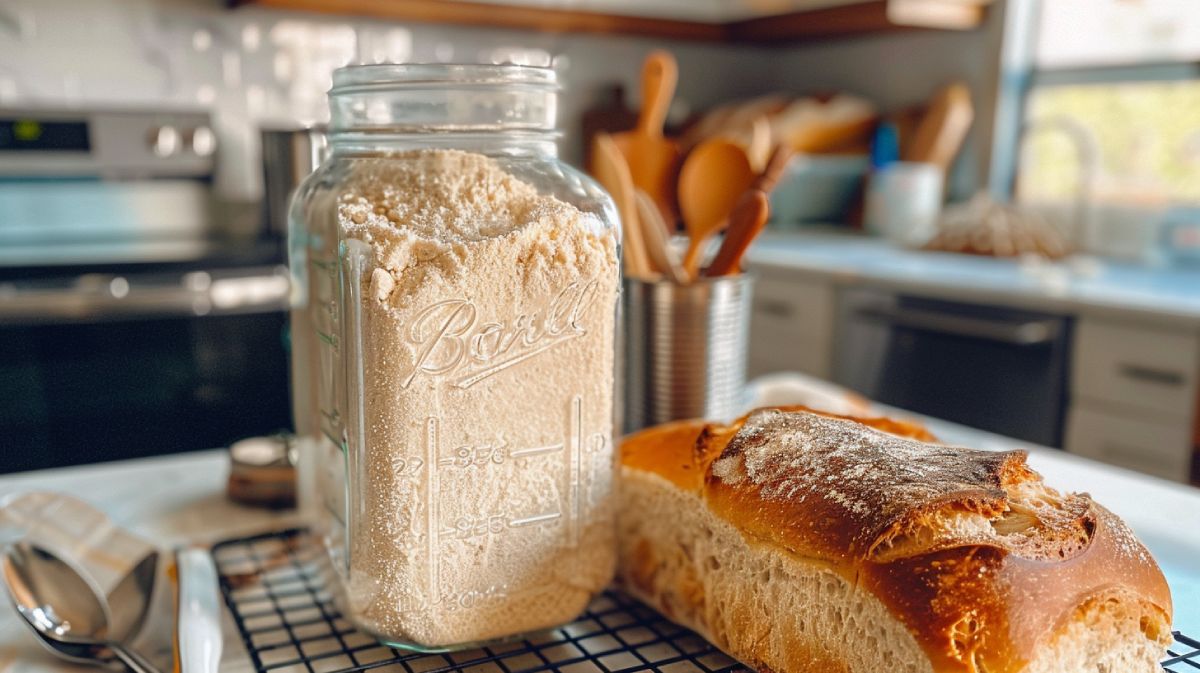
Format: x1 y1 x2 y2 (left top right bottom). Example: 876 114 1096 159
618 406 1172 673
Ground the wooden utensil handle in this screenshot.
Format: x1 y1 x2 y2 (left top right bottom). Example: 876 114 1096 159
637 51 677 137
754 145 795 194
705 189 769 277
682 238 705 278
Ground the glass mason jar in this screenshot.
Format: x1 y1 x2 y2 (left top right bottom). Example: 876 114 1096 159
288 64 621 651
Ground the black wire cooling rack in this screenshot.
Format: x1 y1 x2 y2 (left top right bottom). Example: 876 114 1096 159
212 528 1200 673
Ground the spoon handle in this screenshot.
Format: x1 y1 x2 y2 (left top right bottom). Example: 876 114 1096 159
705 189 769 277
112 643 164 673
682 236 707 279
753 144 795 194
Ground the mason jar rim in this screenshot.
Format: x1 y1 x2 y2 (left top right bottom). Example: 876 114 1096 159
330 63 559 94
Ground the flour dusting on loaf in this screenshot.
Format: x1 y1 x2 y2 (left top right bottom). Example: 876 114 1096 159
620 407 1173 673
708 408 1100 563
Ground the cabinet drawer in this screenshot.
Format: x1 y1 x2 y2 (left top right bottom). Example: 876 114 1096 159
750 276 835 344
1072 319 1199 419
749 277 835 379
749 334 831 379
1065 404 1193 482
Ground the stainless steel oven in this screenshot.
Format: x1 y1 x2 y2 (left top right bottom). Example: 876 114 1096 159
0 107 292 473
835 288 1072 447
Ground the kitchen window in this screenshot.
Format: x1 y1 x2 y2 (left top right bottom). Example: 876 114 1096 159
994 0 1200 258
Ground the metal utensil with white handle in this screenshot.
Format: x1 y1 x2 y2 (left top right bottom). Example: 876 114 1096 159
175 548 223 673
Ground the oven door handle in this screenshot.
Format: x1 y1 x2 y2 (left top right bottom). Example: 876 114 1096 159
855 304 1061 346
0 269 290 324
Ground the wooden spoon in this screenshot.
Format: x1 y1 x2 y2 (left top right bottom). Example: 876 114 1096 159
612 51 681 228
677 138 756 277
634 189 686 283
705 189 769 277
696 146 790 279
592 132 652 278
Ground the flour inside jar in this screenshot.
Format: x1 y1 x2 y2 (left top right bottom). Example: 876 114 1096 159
336 149 619 647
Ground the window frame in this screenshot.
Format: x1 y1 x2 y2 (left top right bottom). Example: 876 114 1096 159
988 0 1200 204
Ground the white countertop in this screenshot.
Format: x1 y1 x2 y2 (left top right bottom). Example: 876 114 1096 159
746 231 1200 329
0 450 295 672
1 424 1198 670
913 413 1200 637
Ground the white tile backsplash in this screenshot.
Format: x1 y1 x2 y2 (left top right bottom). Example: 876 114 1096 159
0 0 1003 202
0 0 784 199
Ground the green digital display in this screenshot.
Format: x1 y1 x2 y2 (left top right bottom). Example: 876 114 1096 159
0 118 90 152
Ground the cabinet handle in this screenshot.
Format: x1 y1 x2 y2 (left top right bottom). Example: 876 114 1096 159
1117 363 1186 387
855 305 1059 346
755 300 794 318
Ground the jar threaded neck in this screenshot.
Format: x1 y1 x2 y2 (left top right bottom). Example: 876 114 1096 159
328 64 559 141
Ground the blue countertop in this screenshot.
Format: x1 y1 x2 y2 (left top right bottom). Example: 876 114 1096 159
746 231 1200 329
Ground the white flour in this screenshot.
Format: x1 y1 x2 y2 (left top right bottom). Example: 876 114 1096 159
336 150 619 647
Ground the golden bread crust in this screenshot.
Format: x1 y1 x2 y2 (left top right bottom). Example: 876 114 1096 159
619 406 1172 673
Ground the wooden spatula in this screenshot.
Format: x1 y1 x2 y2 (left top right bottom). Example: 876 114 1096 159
592 132 652 278
906 82 973 173
705 189 769 277
677 138 756 278
744 115 772 173
754 144 795 194
612 51 681 229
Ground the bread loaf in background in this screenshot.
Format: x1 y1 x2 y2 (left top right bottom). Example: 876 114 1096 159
618 406 1172 673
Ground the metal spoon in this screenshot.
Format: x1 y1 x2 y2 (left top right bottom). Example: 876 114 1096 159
3 541 163 673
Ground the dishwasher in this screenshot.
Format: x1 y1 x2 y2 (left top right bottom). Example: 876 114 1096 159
835 288 1072 447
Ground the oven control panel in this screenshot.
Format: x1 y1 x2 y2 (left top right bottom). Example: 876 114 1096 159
0 107 215 178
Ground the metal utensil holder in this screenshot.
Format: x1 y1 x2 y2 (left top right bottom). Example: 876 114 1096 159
623 275 754 432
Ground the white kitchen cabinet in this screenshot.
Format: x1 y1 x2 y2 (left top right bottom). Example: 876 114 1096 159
747 269 836 379
1065 404 1193 482
1066 318 1199 483
1072 319 1199 418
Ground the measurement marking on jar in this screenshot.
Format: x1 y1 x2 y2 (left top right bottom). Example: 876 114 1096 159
509 512 562 527
438 441 508 468
586 432 608 508
390 583 513 616
441 515 507 539
568 394 582 549
509 443 563 458
425 417 440 603
433 440 563 469
391 455 424 477
439 511 562 539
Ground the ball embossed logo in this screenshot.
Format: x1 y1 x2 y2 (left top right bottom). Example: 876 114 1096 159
401 279 601 389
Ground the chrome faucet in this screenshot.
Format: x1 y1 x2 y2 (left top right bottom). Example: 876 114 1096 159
1017 115 1099 251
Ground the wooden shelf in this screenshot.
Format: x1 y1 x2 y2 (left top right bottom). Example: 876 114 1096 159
231 0 988 43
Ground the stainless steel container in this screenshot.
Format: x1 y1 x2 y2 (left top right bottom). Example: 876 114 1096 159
261 127 327 238
623 275 754 432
